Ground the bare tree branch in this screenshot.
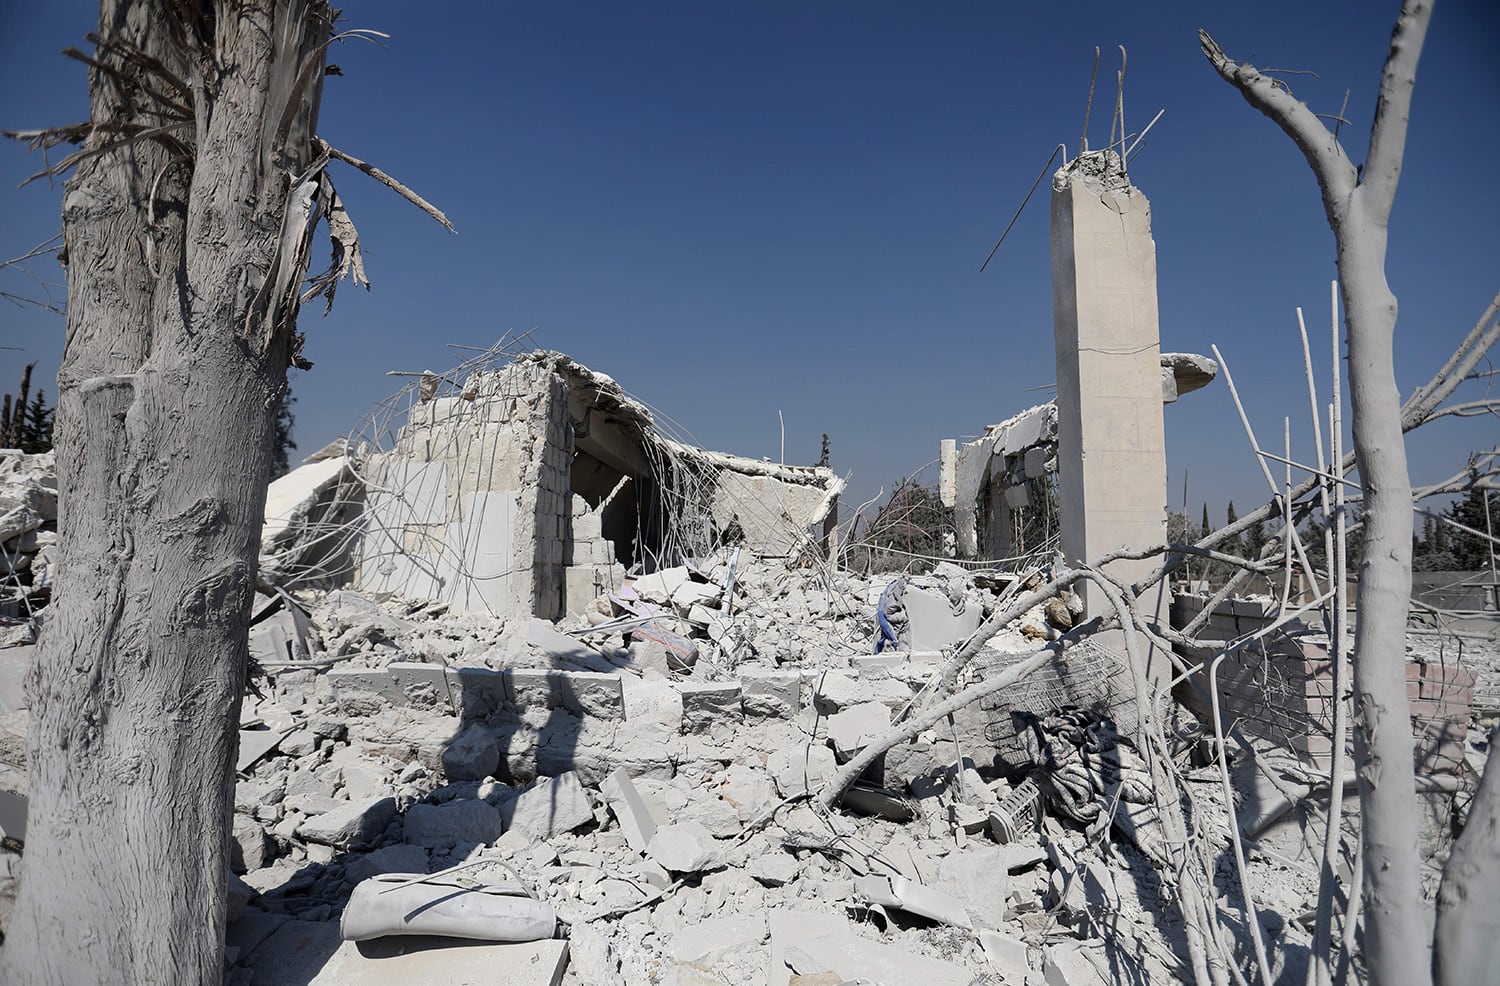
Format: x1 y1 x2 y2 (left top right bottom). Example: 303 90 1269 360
315 137 456 232
1198 29 1357 212
1361 1 1434 221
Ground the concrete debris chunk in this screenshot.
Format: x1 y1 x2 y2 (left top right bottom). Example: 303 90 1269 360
853 873 972 928
740 670 802 720
344 844 430 885
297 796 398 849
645 820 726 874
1042 941 1111 986
441 721 501 781
602 767 662 852
679 681 741 735
979 928 1031 977
780 927 974 986
232 814 274 874
506 771 594 838
768 743 838 798
670 911 767 970
826 701 890 761
631 567 691 606
525 618 616 673
934 847 1010 930
748 849 800 886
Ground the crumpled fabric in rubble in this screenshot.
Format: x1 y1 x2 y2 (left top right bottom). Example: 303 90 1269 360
1010 706 1153 825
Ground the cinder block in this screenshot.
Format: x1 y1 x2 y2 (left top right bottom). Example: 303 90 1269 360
679 682 742 735
1412 716 1467 776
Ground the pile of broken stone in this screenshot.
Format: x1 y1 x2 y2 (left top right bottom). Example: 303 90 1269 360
190 553 1195 986
0 451 55 646
0 450 1249 985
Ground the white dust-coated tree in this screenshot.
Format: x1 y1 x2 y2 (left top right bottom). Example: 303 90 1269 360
0 2 446 983
1202 5 1498 985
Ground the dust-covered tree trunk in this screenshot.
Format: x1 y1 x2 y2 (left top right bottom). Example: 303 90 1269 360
0 2 333 983
1203 5 1475 986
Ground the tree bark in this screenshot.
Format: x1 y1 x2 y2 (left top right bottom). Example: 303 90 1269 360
1202 5 1435 985
0 2 333 983
1434 739 1500 986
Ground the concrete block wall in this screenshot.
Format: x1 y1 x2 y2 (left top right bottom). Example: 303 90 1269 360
518 365 572 620
324 661 809 784
357 361 572 619
1172 595 1475 774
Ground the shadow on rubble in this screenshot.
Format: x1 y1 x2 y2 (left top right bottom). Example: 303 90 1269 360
226 638 626 984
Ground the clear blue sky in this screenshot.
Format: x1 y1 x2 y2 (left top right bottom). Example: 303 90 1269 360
2 2 1497 526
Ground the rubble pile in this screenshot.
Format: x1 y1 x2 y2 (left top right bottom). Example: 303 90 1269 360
213 558 1204 986
0 451 55 645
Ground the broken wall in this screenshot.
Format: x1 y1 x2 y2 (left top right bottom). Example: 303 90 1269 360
356 359 571 619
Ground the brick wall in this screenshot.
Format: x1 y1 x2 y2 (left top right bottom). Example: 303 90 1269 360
1172 594 1474 775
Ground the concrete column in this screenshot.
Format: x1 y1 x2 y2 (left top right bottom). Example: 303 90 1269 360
1050 154 1167 621
938 439 957 508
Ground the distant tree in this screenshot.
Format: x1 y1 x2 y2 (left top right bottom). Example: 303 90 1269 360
1243 516 1268 561
272 385 298 478
1444 486 1496 572
0 361 36 449
19 388 55 453
854 478 953 572
817 432 831 468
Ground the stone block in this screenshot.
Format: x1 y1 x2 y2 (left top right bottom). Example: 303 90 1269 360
402 799 501 848
671 911 767 970
827 702 890 761
679 682 742 735
441 721 501 781
343 844 430 885
327 667 403 712
231 814 273 874
386 662 458 713
768 743 838 798
740 670 802 719
848 653 907 675
645 820 725 874
601 767 661 852
808 670 911 713
505 771 594 838
449 666 508 718
505 669 623 720
298 796 398 849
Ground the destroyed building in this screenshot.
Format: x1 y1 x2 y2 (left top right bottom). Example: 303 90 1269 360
0 152 1495 986
263 348 843 620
